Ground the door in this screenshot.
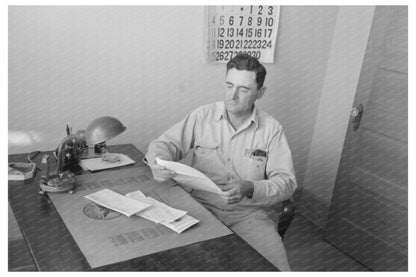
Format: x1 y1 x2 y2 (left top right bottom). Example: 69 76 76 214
324 6 407 271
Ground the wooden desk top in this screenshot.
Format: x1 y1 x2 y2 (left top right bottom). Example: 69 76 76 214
8 144 277 271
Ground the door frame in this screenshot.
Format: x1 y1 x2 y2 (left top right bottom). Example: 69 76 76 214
300 6 376 228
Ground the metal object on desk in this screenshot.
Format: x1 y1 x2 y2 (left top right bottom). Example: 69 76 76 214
56 116 126 172
85 116 126 145
55 133 86 171
42 116 126 195
39 154 75 195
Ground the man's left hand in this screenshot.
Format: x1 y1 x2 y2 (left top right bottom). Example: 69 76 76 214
219 180 254 204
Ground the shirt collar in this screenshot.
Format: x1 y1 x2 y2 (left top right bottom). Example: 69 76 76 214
214 102 225 122
215 101 259 128
246 105 260 129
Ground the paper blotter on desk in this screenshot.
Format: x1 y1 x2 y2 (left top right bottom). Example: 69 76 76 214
156 158 223 194
47 166 232 268
126 190 199 233
80 153 135 171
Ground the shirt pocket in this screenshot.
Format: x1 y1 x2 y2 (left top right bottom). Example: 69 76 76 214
241 156 267 181
193 143 219 177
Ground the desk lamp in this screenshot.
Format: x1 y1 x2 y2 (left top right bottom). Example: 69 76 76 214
39 116 126 194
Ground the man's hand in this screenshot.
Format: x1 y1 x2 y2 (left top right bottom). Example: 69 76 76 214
219 180 254 204
149 161 176 182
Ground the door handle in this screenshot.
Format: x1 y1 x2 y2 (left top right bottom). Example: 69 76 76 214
350 104 364 131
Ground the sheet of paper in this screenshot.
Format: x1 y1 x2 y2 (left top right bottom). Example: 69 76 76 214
126 190 187 223
161 214 200 234
80 153 135 171
84 188 151 217
126 190 198 233
156 158 223 194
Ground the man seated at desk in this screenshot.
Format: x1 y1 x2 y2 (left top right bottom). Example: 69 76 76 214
144 54 297 271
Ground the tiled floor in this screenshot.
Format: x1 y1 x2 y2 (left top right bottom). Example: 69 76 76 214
9 204 369 271
284 213 369 271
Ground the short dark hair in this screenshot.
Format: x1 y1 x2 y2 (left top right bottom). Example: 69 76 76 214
226 54 267 89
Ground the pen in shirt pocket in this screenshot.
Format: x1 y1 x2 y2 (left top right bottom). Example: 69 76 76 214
250 149 267 158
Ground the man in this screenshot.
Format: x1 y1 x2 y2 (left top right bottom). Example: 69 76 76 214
145 54 296 271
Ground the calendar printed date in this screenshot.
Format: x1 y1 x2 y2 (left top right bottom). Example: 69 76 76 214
212 50 261 61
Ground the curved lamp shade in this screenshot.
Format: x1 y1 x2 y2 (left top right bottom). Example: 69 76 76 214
85 116 126 145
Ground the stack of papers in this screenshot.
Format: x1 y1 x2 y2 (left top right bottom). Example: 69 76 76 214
156 158 223 194
84 188 199 234
84 189 151 217
126 190 199 233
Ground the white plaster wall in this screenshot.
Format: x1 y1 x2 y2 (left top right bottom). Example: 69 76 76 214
8 6 339 189
9 6 220 154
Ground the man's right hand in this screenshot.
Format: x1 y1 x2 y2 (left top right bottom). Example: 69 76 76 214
149 162 176 182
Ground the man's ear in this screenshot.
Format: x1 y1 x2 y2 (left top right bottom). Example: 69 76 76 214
257 87 266 100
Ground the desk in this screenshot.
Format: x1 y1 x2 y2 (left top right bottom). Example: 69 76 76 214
8 144 277 271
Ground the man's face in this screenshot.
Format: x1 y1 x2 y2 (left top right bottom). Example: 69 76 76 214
224 68 264 117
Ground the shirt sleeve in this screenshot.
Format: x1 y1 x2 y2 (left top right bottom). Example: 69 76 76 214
250 129 297 206
145 111 197 165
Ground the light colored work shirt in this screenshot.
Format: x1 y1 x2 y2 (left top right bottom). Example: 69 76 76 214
146 101 296 210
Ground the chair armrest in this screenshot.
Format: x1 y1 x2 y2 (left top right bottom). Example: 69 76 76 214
277 197 296 239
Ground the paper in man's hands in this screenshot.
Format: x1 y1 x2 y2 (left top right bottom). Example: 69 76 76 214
155 158 223 194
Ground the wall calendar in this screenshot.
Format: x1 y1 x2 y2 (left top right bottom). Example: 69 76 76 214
205 5 280 63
